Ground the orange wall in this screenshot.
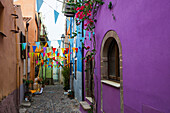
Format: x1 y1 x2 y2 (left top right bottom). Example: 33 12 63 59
15 0 38 81
0 0 17 101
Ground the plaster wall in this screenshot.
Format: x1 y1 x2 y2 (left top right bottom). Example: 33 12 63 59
83 0 170 113
0 0 25 111
15 0 38 81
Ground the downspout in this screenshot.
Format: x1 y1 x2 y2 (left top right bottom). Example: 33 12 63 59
82 17 84 101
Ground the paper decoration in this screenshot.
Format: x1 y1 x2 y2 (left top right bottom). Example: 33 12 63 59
53 53 55 57
72 47 75 53
32 46 37 52
36 61 38 64
59 56 61 59
75 48 78 53
47 58 50 62
45 65 47 67
83 29 86 38
65 48 69 53
47 41 51 47
43 53 45 57
56 61 58 64
32 53 34 57
22 43 27 50
68 39 73 45
47 62 49 65
65 54 68 58
57 40 61 47
29 53 31 58
43 47 47 53
53 57 55 61
55 51 58 56
41 53 43 57
52 48 56 53
37 53 40 57
51 62 53 65
61 48 65 53
35 53 37 57
47 53 50 57
57 53 60 56
35 42 40 48
54 10 59 23
89 32 91 40
36 0 43 12
49 52 52 57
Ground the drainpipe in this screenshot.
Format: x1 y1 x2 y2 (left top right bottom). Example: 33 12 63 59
82 21 84 101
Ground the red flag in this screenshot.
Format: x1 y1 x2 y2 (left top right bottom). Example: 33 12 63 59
53 57 55 61
52 48 56 53
47 53 50 57
75 48 78 52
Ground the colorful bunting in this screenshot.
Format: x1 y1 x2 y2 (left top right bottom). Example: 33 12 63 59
53 57 55 61
43 53 45 57
75 48 78 53
61 48 65 53
54 10 59 23
72 47 75 53
35 42 40 48
36 0 43 12
55 51 58 56
57 40 61 47
43 47 47 53
32 46 37 52
57 53 60 56
37 53 40 57
41 53 43 57
32 53 34 57
52 48 56 53
22 43 27 50
47 41 51 47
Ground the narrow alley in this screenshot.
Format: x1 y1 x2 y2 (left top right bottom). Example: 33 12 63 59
20 84 80 113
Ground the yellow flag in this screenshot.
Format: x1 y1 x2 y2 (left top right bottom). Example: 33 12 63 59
72 47 75 53
37 53 40 57
65 54 68 58
53 53 55 57
29 52 32 58
61 48 65 53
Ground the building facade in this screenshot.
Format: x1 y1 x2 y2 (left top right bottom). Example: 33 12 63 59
81 0 170 113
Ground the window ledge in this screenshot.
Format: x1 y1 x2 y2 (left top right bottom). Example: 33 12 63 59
85 97 93 103
80 101 91 111
0 31 7 37
101 80 120 88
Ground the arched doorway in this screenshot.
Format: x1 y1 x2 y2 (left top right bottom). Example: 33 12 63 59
85 51 94 102
100 30 123 113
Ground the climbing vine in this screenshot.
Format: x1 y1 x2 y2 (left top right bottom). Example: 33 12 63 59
67 0 104 112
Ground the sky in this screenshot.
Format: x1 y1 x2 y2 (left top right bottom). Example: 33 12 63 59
14 0 66 48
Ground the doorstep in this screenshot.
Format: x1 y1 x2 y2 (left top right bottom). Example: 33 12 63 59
80 101 91 111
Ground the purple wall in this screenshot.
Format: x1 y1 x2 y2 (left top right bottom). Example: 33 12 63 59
83 0 170 113
102 84 120 113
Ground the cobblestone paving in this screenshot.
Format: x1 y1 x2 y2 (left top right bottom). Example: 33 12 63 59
25 84 80 113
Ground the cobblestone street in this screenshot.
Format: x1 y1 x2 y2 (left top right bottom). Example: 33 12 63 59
21 84 80 113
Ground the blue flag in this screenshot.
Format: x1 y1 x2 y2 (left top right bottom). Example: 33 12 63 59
41 53 43 57
32 46 37 52
57 40 61 47
47 41 51 47
54 10 59 23
35 42 40 48
22 43 27 50
37 0 43 12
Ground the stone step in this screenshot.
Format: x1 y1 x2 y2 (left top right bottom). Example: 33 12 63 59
19 108 27 113
80 101 91 111
20 101 31 107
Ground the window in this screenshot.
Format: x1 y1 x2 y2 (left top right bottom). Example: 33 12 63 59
108 39 120 81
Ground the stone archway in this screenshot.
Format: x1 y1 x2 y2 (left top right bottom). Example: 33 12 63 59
100 30 124 113
85 51 94 99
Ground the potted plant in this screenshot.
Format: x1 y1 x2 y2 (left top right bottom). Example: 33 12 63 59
62 66 70 91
